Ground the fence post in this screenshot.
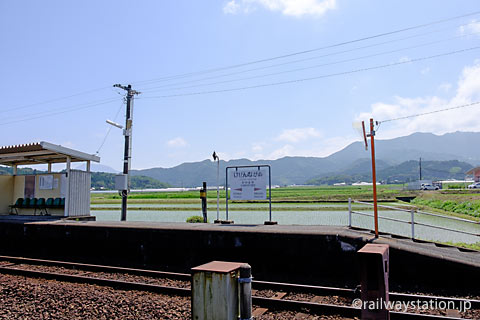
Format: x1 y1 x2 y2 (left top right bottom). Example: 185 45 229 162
239 264 252 320
348 198 352 228
410 210 415 239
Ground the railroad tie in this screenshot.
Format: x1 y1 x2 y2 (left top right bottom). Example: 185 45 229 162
446 309 461 317
309 295 323 304
272 292 287 299
252 307 268 317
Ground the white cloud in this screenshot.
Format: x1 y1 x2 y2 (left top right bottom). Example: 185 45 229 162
459 20 480 36
421 67 430 75
276 127 322 143
398 56 411 63
438 82 452 93
223 0 240 14
166 137 187 148
251 142 265 152
355 61 480 139
268 144 294 159
223 0 336 17
60 141 74 148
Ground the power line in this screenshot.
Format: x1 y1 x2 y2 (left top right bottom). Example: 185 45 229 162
132 10 480 87
3 12 479 114
0 86 113 115
3 11 479 115
140 46 480 99
139 21 479 93
141 32 479 94
0 98 118 126
379 101 480 123
96 101 125 155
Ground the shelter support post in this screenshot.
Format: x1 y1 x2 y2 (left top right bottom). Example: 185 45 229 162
64 156 71 217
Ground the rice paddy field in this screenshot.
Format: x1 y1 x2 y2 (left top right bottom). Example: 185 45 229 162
90 185 480 246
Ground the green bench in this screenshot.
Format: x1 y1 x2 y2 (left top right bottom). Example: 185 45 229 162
9 197 65 215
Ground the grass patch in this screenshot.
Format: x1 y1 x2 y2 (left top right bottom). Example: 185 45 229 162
186 215 206 223
411 198 480 219
91 185 411 203
442 241 480 251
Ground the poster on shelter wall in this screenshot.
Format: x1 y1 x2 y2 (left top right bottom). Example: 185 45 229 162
229 168 267 200
39 175 54 189
60 175 67 197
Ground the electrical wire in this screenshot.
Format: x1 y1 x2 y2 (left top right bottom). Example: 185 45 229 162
379 101 480 123
139 46 480 99
131 10 480 87
0 98 118 126
2 11 479 116
96 102 125 155
0 87 113 115
3 12 479 114
138 21 480 93
140 32 480 94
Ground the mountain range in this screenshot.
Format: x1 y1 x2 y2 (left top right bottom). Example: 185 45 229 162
126 131 480 187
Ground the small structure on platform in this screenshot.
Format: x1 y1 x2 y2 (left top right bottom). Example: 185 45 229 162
0 142 99 219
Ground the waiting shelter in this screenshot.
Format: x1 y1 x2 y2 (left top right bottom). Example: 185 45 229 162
0 142 100 218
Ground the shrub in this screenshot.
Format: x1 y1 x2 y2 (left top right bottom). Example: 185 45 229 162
186 215 205 223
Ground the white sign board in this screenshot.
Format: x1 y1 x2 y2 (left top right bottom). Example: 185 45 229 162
39 175 54 190
229 168 267 200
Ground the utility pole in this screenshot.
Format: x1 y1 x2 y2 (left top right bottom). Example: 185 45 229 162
113 84 140 221
212 151 220 222
419 157 422 181
368 118 379 238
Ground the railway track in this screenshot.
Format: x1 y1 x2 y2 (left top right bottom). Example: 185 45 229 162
0 255 478 320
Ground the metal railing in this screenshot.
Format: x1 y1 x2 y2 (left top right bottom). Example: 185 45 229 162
348 198 480 240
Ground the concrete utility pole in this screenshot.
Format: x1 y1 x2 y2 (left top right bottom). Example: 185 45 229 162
212 151 220 222
419 157 422 181
113 84 140 221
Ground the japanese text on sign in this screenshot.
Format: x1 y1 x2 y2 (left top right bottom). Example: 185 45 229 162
229 168 267 200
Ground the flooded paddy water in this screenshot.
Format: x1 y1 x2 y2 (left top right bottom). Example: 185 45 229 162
91 202 480 244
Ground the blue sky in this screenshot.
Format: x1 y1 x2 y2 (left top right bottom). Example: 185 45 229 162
1 1 480 171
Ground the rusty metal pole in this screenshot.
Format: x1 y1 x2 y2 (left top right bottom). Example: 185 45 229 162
370 118 379 238
239 264 252 320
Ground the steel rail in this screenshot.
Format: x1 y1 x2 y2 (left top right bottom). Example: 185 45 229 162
0 265 190 296
0 261 476 320
252 297 468 320
0 254 189 280
0 255 478 312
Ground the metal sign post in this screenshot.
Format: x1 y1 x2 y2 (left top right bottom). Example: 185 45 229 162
225 165 275 225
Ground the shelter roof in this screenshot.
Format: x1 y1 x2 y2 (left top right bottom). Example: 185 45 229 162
0 141 100 166
465 167 480 175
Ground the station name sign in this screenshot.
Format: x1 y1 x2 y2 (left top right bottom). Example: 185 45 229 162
229 168 267 200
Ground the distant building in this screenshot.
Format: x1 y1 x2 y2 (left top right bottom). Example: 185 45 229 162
407 180 432 190
465 167 480 182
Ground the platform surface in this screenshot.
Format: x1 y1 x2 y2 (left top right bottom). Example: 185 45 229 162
12 220 477 268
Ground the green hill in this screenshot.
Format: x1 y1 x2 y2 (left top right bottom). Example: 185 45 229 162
0 166 170 190
307 160 472 185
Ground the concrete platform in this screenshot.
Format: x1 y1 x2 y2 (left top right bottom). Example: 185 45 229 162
0 220 478 291
30 221 480 267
